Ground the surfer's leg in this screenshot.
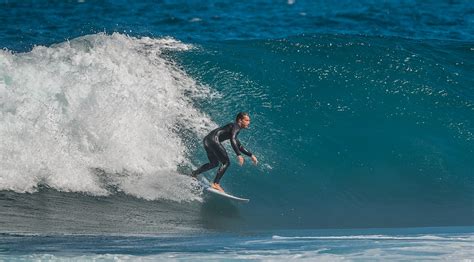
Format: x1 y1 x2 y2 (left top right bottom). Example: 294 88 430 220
191 139 219 177
213 143 230 184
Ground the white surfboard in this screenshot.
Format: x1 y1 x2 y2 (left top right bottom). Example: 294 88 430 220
199 177 250 203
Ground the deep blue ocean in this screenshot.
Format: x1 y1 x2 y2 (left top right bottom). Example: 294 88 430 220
1 0 473 260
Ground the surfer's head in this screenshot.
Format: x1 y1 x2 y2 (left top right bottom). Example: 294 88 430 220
236 112 250 129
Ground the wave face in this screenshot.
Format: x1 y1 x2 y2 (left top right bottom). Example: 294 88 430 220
0 33 473 232
176 34 474 229
0 33 215 202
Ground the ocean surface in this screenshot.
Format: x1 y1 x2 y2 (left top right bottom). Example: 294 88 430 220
1 0 473 260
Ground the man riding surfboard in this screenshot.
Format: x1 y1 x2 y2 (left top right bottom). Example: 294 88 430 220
191 112 258 192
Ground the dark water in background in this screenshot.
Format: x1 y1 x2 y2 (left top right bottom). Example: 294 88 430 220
0 0 473 260
1 0 473 51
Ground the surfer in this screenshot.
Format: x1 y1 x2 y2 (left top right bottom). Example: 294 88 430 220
191 112 258 192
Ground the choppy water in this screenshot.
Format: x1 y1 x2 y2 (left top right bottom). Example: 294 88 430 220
1 227 473 261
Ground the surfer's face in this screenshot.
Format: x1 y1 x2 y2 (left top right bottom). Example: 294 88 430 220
239 115 250 129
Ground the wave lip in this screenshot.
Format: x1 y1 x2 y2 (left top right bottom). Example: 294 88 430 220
0 33 214 201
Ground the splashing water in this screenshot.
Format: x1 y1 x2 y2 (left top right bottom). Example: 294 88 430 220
0 33 216 201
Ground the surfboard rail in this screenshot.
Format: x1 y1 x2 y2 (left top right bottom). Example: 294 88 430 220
199 177 250 203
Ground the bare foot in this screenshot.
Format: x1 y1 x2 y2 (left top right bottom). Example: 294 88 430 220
211 183 225 192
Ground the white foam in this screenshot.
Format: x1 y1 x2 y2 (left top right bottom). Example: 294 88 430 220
272 234 474 241
2 243 473 262
1 233 473 261
0 33 216 201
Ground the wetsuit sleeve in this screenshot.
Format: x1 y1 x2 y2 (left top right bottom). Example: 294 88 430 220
230 125 242 156
236 139 253 157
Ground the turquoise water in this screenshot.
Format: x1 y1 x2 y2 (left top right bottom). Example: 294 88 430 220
176 35 474 229
0 0 473 260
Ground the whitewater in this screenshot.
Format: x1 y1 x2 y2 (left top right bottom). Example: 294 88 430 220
0 33 217 201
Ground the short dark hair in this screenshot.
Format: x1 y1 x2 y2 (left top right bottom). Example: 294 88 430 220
236 112 249 122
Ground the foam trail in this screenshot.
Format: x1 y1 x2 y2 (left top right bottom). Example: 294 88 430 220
0 33 215 201
272 234 474 241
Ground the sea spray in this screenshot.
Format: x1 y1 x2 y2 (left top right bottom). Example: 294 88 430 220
0 33 216 201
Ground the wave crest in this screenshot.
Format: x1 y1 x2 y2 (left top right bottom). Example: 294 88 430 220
0 33 213 201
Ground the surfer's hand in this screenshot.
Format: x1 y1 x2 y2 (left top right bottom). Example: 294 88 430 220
251 155 258 165
237 155 244 166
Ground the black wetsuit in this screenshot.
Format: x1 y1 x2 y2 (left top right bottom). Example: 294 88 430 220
192 122 252 184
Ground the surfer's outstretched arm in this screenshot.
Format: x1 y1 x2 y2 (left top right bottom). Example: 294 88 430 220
236 139 252 157
230 125 242 156
236 139 258 165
